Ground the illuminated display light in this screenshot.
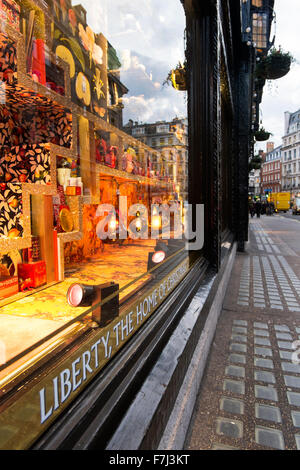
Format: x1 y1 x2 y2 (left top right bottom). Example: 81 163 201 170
151 215 161 230
135 219 142 232
152 250 166 264
108 218 118 231
67 282 119 327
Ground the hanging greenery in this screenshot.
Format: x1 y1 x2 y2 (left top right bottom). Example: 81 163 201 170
249 154 262 172
254 126 272 141
163 61 187 91
255 47 294 80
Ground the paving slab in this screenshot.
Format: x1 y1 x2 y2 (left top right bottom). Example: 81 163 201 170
185 215 300 450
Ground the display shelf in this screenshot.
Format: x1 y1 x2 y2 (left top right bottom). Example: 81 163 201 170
56 194 84 280
0 143 79 255
96 163 170 188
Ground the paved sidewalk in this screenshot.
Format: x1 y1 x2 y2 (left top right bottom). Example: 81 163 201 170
185 216 300 450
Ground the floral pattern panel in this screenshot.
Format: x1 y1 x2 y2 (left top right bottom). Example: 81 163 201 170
0 183 23 238
0 144 51 184
0 31 17 85
0 101 72 149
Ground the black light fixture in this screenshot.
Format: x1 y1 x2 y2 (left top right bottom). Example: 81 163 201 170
147 240 168 271
147 238 184 271
67 281 119 327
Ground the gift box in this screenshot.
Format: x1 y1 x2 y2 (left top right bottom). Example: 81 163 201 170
0 0 20 30
0 276 18 299
18 260 47 288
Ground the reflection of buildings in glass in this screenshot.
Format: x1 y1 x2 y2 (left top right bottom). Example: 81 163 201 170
107 42 128 129
123 117 188 201
0 0 179 375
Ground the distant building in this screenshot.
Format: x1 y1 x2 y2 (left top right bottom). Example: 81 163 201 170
261 144 282 194
281 109 300 195
123 117 188 200
249 168 261 197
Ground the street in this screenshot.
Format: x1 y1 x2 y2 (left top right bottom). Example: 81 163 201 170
185 212 300 450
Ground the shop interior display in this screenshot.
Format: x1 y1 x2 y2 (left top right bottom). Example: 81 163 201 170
0 0 186 368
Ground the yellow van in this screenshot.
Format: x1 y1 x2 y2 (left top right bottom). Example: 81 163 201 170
270 192 290 213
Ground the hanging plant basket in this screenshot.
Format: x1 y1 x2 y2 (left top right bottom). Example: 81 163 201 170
164 62 187 91
254 127 272 141
255 47 293 81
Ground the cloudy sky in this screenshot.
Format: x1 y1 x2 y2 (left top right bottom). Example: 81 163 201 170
80 0 187 125
257 0 300 151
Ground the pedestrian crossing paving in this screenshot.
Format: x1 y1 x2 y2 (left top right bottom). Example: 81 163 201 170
236 222 300 312
185 215 300 450
186 318 300 450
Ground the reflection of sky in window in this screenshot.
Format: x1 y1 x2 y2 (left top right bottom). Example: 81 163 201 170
79 0 187 124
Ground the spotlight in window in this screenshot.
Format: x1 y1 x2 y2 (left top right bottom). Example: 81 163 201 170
147 242 168 271
152 250 166 264
67 281 119 327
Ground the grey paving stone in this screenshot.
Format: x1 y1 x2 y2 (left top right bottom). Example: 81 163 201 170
279 350 293 361
229 354 246 365
211 443 238 450
254 337 271 346
255 385 278 402
216 418 243 439
254 370 276 384
233 320 248 326
254 322 268 329
231 335 247 344
274 325 290 332
225 365 245 378
291 411 300 427
230 343 247 353
284 375 300 389
254 358 274 369
223 380 245 395
276 332 293 340
287 391 300 407
255 404 281 423
254 347 273 357
255 426 284 450
278 341 294 350
281 362 300 373
254 329 269 337
220 397 244 415
232 326 247 334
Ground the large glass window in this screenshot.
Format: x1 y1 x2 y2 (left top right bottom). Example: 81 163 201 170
0 0 191 435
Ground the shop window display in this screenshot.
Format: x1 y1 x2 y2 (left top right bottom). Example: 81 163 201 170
0 0 189 448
